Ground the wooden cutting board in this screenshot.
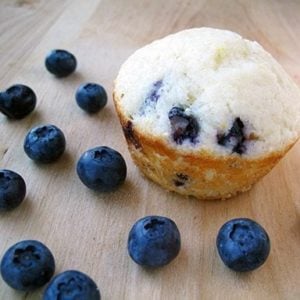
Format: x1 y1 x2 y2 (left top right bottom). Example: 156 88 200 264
1 0 300 299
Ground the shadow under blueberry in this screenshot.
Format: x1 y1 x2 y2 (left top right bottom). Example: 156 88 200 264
17 195 33 214
139 247 185 276
5 109 44 128
77 105 115 123
0 195 33 221
10 286 46 300
29 150 74 176
51 71 86 86
215 264 259 285
25 110 44 126
88 179 141 207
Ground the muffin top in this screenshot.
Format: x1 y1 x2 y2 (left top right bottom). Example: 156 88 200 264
114 28 300 157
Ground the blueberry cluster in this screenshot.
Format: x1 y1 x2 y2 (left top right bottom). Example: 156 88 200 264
0 240 100 299
0 49 125 191
0 50 125 298
127 216 270 271
0 49 272 298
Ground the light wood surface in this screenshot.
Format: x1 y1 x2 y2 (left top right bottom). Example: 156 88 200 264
1 0 300 299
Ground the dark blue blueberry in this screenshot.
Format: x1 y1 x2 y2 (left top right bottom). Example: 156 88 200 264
76 146 127 192
173 173 189 187
122 121 141 150
45 49 77 77
217 117 246 154
0 84 36 119
140 80 163 114
145 80 163 104
43 270 101 300
1 240 55 291
24 124 66 163
75 83 107 113
0 169 26 211
128 216 181 267
168 106 199 144
216 218 270 272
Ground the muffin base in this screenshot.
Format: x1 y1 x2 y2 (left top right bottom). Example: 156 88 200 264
114 93 296 200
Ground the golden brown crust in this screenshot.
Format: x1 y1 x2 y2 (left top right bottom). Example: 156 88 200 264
113 91 295 200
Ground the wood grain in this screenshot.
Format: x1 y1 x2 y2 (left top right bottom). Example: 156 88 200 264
0 0 300 299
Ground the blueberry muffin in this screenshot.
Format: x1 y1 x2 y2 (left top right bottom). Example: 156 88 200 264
113 28 300 199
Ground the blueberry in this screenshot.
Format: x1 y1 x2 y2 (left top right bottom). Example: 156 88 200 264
122 121 141 150
173 173 189 187
43 270 101 300
128 216 181 267
24 124 66 163
217 117 246 154
216 218 270 272
0 84 36 119
75 83 107 113
145 80 163 104
0 169 26 211
168 107 199 144
148 80 163 101
76 146 127 192
45 49 77 77
1 240 55 291
140 80 164 114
